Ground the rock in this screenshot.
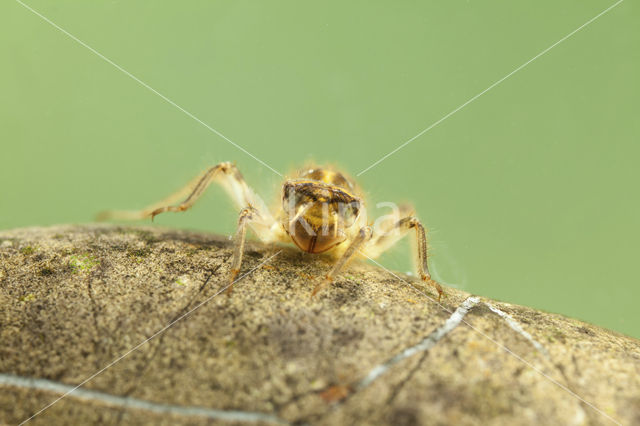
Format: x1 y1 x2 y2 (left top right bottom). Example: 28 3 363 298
0 225 638 425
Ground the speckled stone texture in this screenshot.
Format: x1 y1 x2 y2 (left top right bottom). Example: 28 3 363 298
0 225 638 425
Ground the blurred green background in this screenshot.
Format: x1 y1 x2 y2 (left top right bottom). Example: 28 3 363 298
1 1 638 338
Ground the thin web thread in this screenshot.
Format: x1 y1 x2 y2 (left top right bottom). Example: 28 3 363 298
357 0 624 176
14 0 283 177
361 252 621 426
19 251 281 425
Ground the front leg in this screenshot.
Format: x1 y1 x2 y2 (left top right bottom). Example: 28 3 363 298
227 205 260 294
365 215 444 300
98 162 283 290
98 161 280 243
311 226 373 296
402 217 444 300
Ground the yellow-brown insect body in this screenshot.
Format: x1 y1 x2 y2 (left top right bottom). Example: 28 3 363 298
99 161 444 299
282 168 363 254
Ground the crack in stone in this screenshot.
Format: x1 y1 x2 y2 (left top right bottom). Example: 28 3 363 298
553 355 593 425
119 260 227 398
110 255 228 426
307 296 480 425
315 296 562 422
355 296 480 392
384 350 429 407
482 300 591 422
309 296 481 425
0 373 289 424
483 300 549 358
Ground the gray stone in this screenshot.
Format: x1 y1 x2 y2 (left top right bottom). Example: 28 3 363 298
0 225 638 425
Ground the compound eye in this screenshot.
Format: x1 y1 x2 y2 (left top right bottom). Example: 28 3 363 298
283 188 309 219
341 202 360 227
282 185 297 206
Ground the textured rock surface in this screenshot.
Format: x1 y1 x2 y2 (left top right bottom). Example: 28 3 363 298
0 225 638 425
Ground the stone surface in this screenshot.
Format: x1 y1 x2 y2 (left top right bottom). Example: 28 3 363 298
0 225 638 425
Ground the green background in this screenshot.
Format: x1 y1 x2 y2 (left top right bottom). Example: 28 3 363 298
1 1 638 338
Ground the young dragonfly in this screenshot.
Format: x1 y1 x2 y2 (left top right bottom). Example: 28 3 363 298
98 162 443 299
